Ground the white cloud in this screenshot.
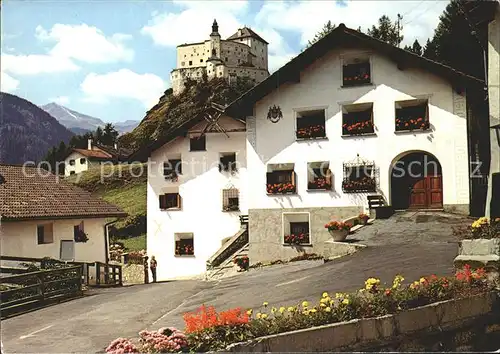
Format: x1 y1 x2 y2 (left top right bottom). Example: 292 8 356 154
1 53 80 76
255 0 447 47
35 24 134 63
50 96 70 105
1 72 20 93
141 1 248 46
80 69 167 109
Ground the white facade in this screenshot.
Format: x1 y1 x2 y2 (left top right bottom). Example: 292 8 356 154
1 218 108 263
148 40 474 278
147 117 247 280
170 21 269 95
64 151 91 176
246 48 470 211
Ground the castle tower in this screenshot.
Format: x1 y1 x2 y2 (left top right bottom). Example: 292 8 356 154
209 19 221 59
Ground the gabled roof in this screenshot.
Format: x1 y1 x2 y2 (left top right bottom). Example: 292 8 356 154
227 27 269 44
0 164 127 221
70 144 132 161
72 148 112 160
224 23 485 118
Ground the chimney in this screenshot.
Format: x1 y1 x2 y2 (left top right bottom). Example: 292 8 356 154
88 139 92 150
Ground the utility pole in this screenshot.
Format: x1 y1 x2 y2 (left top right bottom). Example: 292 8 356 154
396 13 403 48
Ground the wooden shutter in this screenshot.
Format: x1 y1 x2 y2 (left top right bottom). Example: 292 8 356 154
326 168 333 187
266 172 273 185
177 194 182 209
159 194 166 209
291 171 296 186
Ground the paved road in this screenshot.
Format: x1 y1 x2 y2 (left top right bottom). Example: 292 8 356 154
1 211 470 353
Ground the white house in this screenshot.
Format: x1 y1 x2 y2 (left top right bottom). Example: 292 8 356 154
0 164 127 263
64 139 132 176
145 23 485 278
170 19 269 95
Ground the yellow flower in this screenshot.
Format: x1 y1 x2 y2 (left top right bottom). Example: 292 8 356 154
392 275 404 289
320 302 326 308
287 306 296 312
271 307 277 314
335 293 343 299
246 309 253 316
263 301 269 307
419 277 427 283
342 298 350 305
322 292 329 298
302 310 310 315
325 307 332 312
261 313 268 319
256 312 262 319
302 301 309 308
279 307 286 314
310 308 317 313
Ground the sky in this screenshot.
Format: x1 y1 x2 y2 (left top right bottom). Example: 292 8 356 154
0 0 449 124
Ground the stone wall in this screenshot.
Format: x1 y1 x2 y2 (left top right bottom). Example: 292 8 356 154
228 292 500 352
248 206 362 264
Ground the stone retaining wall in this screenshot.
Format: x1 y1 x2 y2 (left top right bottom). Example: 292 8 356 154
227 292 499 352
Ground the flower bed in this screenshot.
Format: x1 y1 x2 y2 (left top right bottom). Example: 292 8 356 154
324 221 351 231
284 233 310 245
105 265 492 353
453 217 500 240
296 125 326 139
342 177 376 192
266 183 296 194
307 177 331 190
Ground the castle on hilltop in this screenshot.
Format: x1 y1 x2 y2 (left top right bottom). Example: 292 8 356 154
170 19 270 95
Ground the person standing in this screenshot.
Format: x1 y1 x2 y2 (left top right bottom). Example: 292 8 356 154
150 256 157 283
143 255 149 284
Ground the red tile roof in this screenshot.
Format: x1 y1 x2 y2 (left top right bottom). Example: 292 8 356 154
0 164 127 221
72 148 112 159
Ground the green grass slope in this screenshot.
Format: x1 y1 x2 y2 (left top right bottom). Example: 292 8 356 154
67 163 147 239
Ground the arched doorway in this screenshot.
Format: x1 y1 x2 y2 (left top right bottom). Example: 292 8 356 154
390 151 443 210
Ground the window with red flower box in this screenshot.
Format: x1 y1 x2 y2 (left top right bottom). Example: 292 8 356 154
342 158 376 193
284 222 310 245
266 164 296 194
395 99 430 132
175 233 194 256
307 161 332 190
342 59 371 87
295 109 326 140
342 102 374 136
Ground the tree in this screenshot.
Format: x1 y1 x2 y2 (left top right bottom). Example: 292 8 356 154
367 15 403 47
422 0 485 79
94 126 104 145
306 20 336 48
406 39 422 56
102 123 119 146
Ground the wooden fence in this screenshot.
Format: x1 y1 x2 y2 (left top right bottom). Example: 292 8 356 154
0 265 83 318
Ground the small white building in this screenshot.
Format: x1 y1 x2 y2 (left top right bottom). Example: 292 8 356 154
0 164 127 263
64 139 130 176
146 23 485 278
171 19 269 95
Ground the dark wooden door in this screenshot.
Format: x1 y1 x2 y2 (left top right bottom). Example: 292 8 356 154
409 178 427 208
409 176 443 208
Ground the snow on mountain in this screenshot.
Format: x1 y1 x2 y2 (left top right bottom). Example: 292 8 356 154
40 102 140 134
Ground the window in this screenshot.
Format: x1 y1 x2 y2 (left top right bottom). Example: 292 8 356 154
307 162 332 190
342 57 371 87
189 60 192 65
222 188 239 211
342 161 376 193
200 59 203 63
283 213 310 245
69 159 75 166
266 163 296 194
181 61 185 66
189 135 206 151
225 57 228 61
175 233 194 256
296 109 326 139
70 171 76 175
159 193 182 210
164 158 182 180
219 153 237 173
37 223 53 244
80 158 86 164
229 73 237 85
342 102 374 135
73 221 88 242
395 99 430 131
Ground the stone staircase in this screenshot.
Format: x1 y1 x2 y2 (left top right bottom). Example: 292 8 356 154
205 243 249 281
205 215 249 281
